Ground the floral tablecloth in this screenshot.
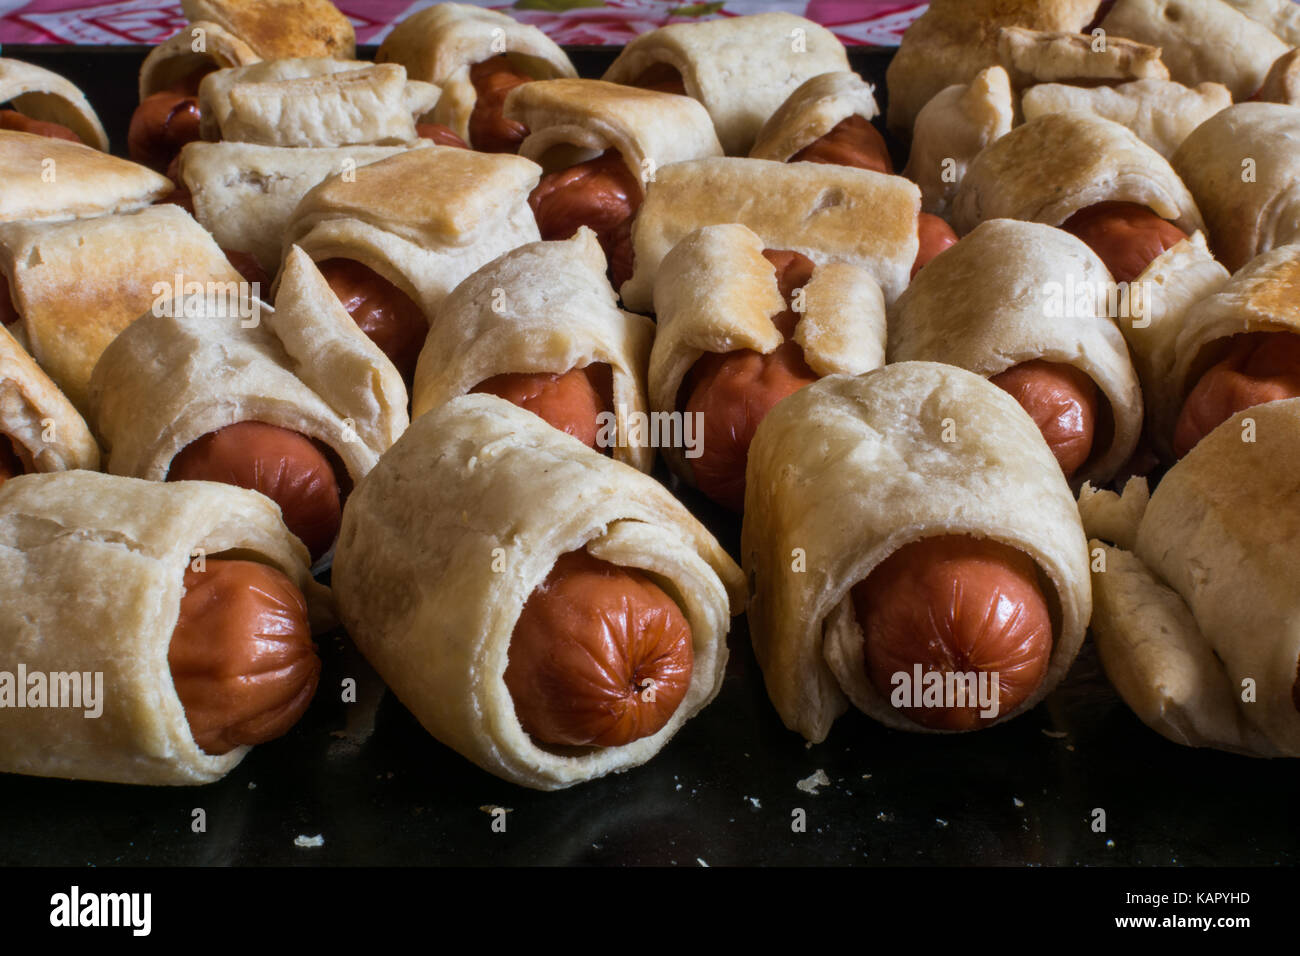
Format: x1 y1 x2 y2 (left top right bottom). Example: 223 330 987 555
0 0 926 46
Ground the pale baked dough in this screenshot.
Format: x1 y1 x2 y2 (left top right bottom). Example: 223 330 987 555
283 146 542 321
0 471 331 785
198 58 439 147
1253 48 1300 105
648 223 886 484
411 228 655 472
1099 0 1287 100
952 111 1204 236
996 26 1169 87
602 13 850 155
1171 103 1300 272
1021 79 1230 158
181 0 355 60
177 140 432 275
902 66 1014 217
620 157 919 313
741 363 1091 743
332 393 745 790
506 78 722 186
138 21 260 99
0 58 109 152
1079 399 1300 757
1220 0 1300 45
749 71 880 163
0 324 99 474
0 204 241 413
889 219 1142 486
0 131 171 223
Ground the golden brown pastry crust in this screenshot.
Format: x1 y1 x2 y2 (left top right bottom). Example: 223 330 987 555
995 26 1168 88
181 0 355 60
0 58 109 152
748 71 880 163
0 324 99 474
138 21 260 99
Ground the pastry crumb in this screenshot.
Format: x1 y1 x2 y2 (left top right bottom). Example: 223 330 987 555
796 769 830 795
1013 797 1025 808
294 834 324 848
745 796 761 808
697 857 708 867
479 805 513 814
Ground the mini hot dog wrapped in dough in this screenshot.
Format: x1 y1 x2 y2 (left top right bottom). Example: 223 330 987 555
750 71 890 175
376 3 577 153
889 219 1143 484
993 26 1170 89
649 223 885 511
412 228 653 471
197 58 440 148
0 58 109 150
742 363 1091 743
283 147 542 381
619 157 921 314
602 13 850 156
953 112 1203 283
0 203 241 412
505 78 722 285
333 393 745 790
1079 398 1300 757
89 247 408 566
0 471 331 785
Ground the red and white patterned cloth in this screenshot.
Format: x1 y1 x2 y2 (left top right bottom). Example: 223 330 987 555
0 0 926 47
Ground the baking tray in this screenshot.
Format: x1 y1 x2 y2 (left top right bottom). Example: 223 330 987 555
0 44 1295 868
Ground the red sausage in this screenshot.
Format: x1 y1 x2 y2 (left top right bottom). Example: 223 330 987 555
127 91 203 173
631 63 687 97
473 365 610 450
504 549 694 747
417 122 469 148
990 360 1100 478
528 148 642 284
0 109 81 143
790 115 893 174
851 535 1054 731
167 421 342 562
317 258 429 383
222 248 270 290
0 273 19 327
160 154 195 213
913 212 958 278
0 438 24 487
168 558 320 755
468 56 532 153
1061 202 1189 283
1173 331 1300 457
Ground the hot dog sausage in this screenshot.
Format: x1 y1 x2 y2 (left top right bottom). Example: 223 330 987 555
468 56 532 153
1173 331 1300 458
504 549 694 747
167 420 342 562
0 274 19 327
790 115 893 175
528 149 642 285
417 122 469 148
223 248 270 290
317 258 429 383
0 438 24 487
990 359 1100 479
851 534 1054 731
127 91 203 173
631 63 687 97
0 109 81 143
1061 202 1189 284
168 558 320 755
472 365 611 450
913 212 958 278
160 156 194 214
682 250 820 512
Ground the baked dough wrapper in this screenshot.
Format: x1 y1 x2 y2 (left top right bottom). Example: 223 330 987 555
889 219 1143 487
620 157 919 313
506 78 722 186
198 58 439 147
0 471 330 785
283 146 542 321
0 58 109 152
0 324 99 474
1078 398 1300 757
0 131 171 224
332 393 745 790
996 26 1169 88
648 222 886 484
412 228 654 472
749 71 880 163
1171 103 1300 273
741 363 1092 743
1220 0 1300 45
0 204 241 413
139 21 260 99
376 2 577 144
952 111 1204 237
602 12 850 156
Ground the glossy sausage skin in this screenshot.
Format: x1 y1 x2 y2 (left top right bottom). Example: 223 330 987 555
913 213 958 278
223 248 270 290
417 122 469 148
1173 331 1300 458
167 421 342 562
851 535 1054 731
1061 202 1189 284
631 62 687 97
318 258 429 383
0 109 81 143
128 91 203 173
791 115 893 174
168 558 320 755
528 149 642 285
473 365 610 450
990 360 1100 479
504 549 694 748
468 56 532 153
0 273 19 326
683 250 820 512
